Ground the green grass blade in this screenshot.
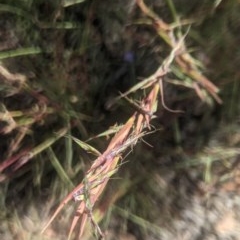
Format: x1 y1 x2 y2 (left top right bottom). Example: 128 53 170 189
69 136 101 156
0 3 32 18
65 126 73 172
86 125 122 141
62 0 86 7
0 47 43 60
27 127 68 159
47 148 74 188
114 206 163 236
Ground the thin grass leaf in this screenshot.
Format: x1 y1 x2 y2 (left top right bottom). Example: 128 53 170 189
63 0 86 7
122 95 152 116
0 65 26 84
65 126 73 172
86 125 122 142
0 148 30 172
0 47 44 60
166 0 178 22
78 212 88 239
0 3 32 18
176 147 240 168
67 203 85 240
28 127 68 159
47 148 74 188
69 136 101 157
42 22 81 29
114 206 163 236
106 115 136 152
68 109 96 122
204 156 212 184
41 181 85 234
159 79 184 113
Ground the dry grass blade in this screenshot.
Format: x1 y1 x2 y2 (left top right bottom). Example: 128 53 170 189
0 65 26 85
0 127 68 175
105 116 136 154
136 0 170 31
0 148 31 173
159 78 184 113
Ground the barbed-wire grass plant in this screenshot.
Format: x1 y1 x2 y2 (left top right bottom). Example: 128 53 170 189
39 1 223 238
2 0 237 239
